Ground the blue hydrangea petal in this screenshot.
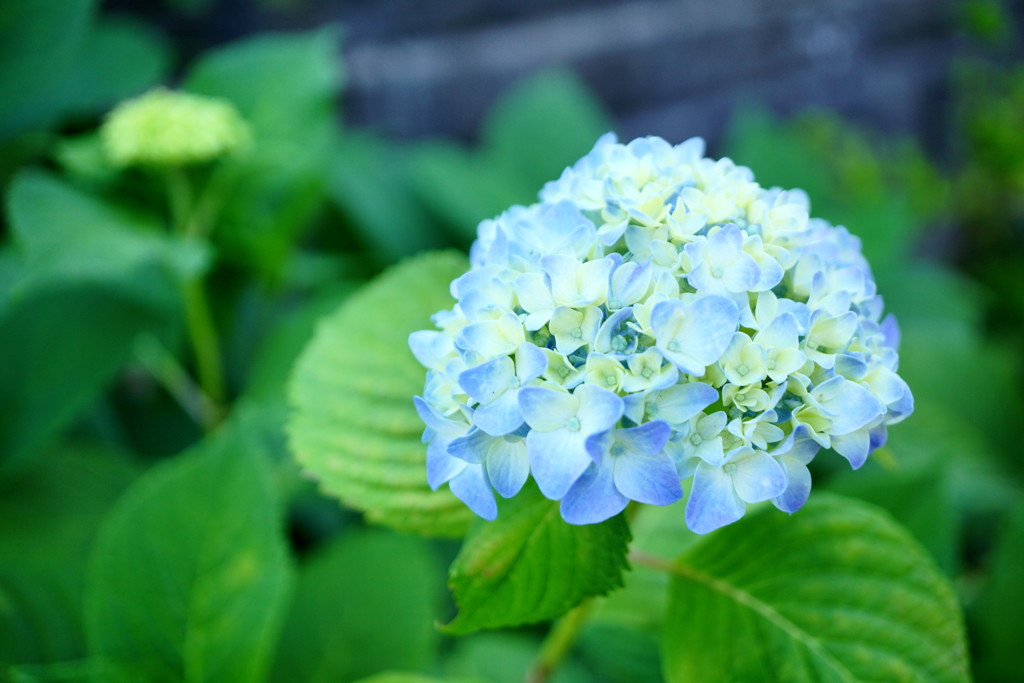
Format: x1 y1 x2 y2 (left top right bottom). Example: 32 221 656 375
458 356 514 405
527 428 591 499
831 427 872 469
561 461 629 524
652 296 739 374
515 342 548 383
446 428 489 465
485 436 530 498
686 461 745 534
815 376 884 435
772 455 812 514
449 464 497 520
426 441 467 489
575 384 625 435
473 389 524 436
731 450 787 503
519 386 576 433
655 382 718 425
613 421 681 506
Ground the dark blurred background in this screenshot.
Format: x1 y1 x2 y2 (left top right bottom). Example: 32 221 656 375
110 0 1023 147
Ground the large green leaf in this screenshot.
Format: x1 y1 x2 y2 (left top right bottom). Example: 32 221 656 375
183 29 342 279
288 251 475 536
443 483 631 635
84 426 292 682
5 169 207 304
328 134 448 263
57 16 171 117
660 494 969 682
406 70 610 242
971 503 1024 682
0 286 171 471
0 446 138 668
481 69 611 191
271 530 444 682
0 0 94 140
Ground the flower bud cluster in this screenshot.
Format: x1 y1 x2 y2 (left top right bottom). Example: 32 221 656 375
411 134 912 533
102 88 250 168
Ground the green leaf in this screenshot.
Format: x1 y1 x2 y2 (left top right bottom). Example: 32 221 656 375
288 251 474 536
5 169 208 304
481 69 611 191
0 0 94 139
660 494 969 683
84 426 292 682
0 446 138 667
270 530 444 682
971 502 1024 681
406 70 610 242
182 29 342 279
329 134 448 263
184 28 341 142
57 16 171 117
0 286 172 471
443 483 631 635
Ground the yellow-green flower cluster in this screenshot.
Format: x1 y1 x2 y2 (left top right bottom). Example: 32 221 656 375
102 88 250 168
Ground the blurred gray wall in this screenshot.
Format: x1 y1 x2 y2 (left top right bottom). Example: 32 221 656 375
157 0 1023 146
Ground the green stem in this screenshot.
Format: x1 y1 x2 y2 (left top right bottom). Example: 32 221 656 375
164 168 225 428
133 334 219 428
524 600 594 683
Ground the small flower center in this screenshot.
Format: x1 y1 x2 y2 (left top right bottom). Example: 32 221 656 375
689 434 703 446
565 417 581 431
610 443 625 456
711 266 724 277
641 366 654 379
668 341 682 352
570 327 583 340
723 463 737 475
509 376 521 388
605 375 617 387
737 364 749 376
648 404 660 416
767 360 776 370
557 366 570 378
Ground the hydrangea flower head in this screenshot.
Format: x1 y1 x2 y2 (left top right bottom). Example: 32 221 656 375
410 133 912 533
102 88 250 167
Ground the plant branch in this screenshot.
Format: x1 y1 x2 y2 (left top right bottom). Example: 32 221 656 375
524 599 594 683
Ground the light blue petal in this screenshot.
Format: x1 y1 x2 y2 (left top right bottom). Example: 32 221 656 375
704 224 743 264
446 428 490 465
817 377 884 435
519 386 576 432
731 451 787 503
880 313 901 349
458 356 514 404
655 383 717 424
575 384 625 435
408 330 447 368
426 440 466 489
449 465 497 520
614 448 682 505
686 462 745 534
756 312 799 349
773 456 812 514
561 462 629 525
485 437 530 498
515 342 548 382
676 296 741 365
831 428 871 469
527 429 591 499
413 397 466 438
616 419 672 456
473 389 524 436
721 253 761 293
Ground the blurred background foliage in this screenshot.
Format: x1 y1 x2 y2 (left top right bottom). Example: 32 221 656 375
0 0 1022 681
